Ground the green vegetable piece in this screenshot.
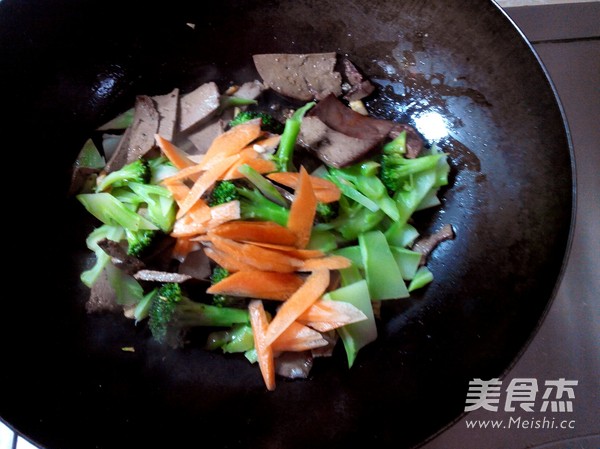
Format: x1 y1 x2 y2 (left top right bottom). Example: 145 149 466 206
148 283 249 346
75 138 105 169
134 288 159 323
125 229 157 258
97 108 134 131
307 229 338 253
229 110 284 134
96 158 151 192
323 280 377 368
80 224 124 287
209 180 289 226
394 167 438 226
384 222 419 247
358 230 409 300
105 262 145 306
382 130 406 155
210 265 230 307
273 101 315 172
77 192 158 231
380 153 443 194
408 266 434 292
237 163 287 206
206 324 255 353
390 247 422 281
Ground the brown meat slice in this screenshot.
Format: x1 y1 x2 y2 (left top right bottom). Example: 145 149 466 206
342 58 375 101
126 95 161 163
153 88 179 141
178 81 221 132
298 116 381 168
253 53 342 101
412 223 455 264
311 94 424 158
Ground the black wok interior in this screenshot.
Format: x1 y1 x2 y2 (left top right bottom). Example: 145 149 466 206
0 0 573 448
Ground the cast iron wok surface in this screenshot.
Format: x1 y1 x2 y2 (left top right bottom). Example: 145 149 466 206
0 0 573 448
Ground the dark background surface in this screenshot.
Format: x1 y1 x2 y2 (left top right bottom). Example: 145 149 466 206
421 2 600 448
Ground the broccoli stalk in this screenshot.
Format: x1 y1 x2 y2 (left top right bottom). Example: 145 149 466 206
96 158 151 192
272 101 315 172
77 192 158 231
209 180 290 226
149 283 250 347
379 152 444 193
327 162 400 221
80 224 124 287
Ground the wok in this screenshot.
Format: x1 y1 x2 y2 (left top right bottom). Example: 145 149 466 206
0 0 574 448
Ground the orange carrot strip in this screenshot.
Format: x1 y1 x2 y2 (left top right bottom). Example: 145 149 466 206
160 161 209 184
207 270 305 301
207 200 241 229
164 181 191 207
195 121 262 171
155 134 195 169
175 154 240 218
224 157 277 180
267 171 341 203
297 255 352 271
246 242 325 260
203 247 255 272
209 236 303 273
210 221 298 246
297 299 367 332
264 269 330 346
170 199 212 237
271 321 329 352
286 166 318 248
249 300 276 391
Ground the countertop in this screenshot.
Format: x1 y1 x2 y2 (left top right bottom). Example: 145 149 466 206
1 2 598 448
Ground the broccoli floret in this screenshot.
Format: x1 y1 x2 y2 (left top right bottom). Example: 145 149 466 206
229 111 284 134
210 265 230 307
125 229 157 258
149 283 250 347
209 180 289 226
379 152 444 193
272 101 315 172
96 158 151 192
316 202 338 223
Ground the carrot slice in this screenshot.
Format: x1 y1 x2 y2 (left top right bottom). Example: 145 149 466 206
210 221 298 246
155 134 195 169
224 157 277 180
271 321 329 352
249 300 276 391
174 154 240 218
171 199 212 237
297 255 352 271
207 270 305 301
203 246 255 272
207 200 241 229
195 121 262 171
245 242 325 260
264 269 330 346
267 171 341 203
207 235 303 273
297 299 367 332
286 166 318 248
163 181 191 207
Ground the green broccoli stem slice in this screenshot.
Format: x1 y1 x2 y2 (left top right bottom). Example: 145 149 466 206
173 299 250 328
273 101 315 172
238 187 289 226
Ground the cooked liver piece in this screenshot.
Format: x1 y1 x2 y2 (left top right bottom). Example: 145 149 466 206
253 53 342 101
298 116 381 168
126 95 161 163
153 88 179 141
311 94 423 157
178 81 221 132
